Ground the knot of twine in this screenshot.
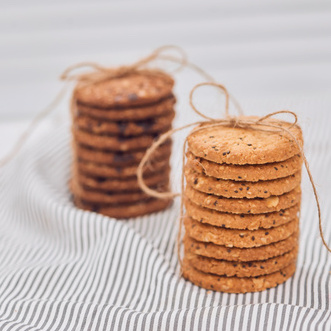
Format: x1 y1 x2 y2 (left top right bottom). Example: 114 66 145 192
137 82 330 269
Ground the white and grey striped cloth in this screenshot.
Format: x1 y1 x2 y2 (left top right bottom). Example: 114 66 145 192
0 96 330 330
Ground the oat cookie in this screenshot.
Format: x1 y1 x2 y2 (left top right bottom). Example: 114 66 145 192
74 197 172 219
186 151 302 182
185 185 301 214
74 71 175 108
185 198 300 230
185 167 301 199
184 216 299 248
187 118 303 165
182 258 296 293
185 246 298 277
74 141 171 166
74 110 175 137
184 232 299 261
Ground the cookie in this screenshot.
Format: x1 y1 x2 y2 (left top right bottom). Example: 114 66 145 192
185 185 301 214
74 141 172 166
74 109 175 137
185 166 301 199
184 216 299 248
185 198 300 230
77 157 170 179
74 197 172 219
187 117 303 165
185 245 297 278
186 151 303 182
182 258 296 293
76 168 170 192
184 232 299 261
74 71 175 108
73 128 170 152
75 96 176 121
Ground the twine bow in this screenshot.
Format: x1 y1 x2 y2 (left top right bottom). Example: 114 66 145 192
137 82 330 270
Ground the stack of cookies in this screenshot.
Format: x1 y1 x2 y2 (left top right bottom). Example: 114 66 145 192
182 118 303 293
70 70 175 218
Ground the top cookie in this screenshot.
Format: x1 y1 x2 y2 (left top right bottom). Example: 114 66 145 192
187 117 303 165
74 71 174 108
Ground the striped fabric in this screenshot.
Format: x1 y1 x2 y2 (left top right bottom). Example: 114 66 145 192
0 95 330 330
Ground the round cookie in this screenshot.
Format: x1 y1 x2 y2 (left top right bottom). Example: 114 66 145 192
182 258 296 293
77 157 170 179
75 96 176 121
74 197 172 219
185 198 300 230
184 216 299 248
74 71 175 108
185 185 301 214
184 232 299 261
74 141 172 166
187 118 303 165
74 109 175 137
77 169 170 192
73 129 170 152
186 151 303 182
185 166 301 199
185 245 298 278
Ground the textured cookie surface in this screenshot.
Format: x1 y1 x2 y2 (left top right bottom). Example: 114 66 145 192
74 197 172 219
74 71 174 108
185 185 301 214
185 246 298 277
185 198 300 230
184 216 299 248
187 118 303 165
185 167 301 199
74 109 175 137
182 259 296 293
184 232 299 261
186 151 302 182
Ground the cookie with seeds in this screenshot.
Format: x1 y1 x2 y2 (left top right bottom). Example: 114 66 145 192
184 232 299 261
74 141 171 166
185 167 301 199
74 109 175 137
74 197 172 219
74 71 175 108
186 151 302 182
185 198 300 230
187 117 303 165
182 258 296 293
185 185 301 214
184 217 298 248
185 245 298 277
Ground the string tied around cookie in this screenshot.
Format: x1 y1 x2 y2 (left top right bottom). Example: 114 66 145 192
137 82 330 271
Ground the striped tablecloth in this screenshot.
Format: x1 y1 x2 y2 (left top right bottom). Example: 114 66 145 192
0 95 330 330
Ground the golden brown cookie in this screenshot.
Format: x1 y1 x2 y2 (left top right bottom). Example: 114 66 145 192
74 197 172 219
186 151 303 182
74 109 175 137
185 185 301 214
185 198 300 230
74 141 172 166
184 232 299 261
182 258 296 293
185 166 301 199
184 217 299 248
74 71 175 108
187 118 303 165
73 129 170 152
77 157 170 179
185 246 298 277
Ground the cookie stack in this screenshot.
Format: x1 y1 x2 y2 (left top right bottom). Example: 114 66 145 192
182 118 303 293
70 70 175 218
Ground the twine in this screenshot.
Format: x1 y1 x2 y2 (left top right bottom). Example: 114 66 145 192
137 82 330 271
